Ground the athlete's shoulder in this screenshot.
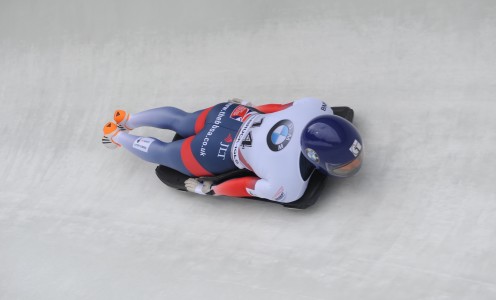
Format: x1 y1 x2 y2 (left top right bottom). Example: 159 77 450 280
292 97 330 112
292 97 325 105
283 98 332 118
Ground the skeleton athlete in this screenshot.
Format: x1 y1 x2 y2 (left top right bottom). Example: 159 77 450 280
102 98 363 203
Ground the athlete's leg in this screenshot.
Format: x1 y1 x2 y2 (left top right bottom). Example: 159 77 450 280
113 131 193 176
123 107 206 137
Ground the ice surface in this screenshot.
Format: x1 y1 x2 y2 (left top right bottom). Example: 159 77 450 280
1 1 496 299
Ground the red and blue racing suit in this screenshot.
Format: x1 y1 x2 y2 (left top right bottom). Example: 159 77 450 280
113 98 332 202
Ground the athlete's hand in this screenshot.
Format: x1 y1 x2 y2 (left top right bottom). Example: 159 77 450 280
228 98 253 107
185 178 213 195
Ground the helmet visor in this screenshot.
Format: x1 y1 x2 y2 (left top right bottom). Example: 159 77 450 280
325 152 363 177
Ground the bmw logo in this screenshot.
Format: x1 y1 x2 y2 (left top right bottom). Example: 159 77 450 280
267 120 294 151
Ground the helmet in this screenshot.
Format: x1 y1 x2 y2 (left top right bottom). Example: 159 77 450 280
301 115 363 177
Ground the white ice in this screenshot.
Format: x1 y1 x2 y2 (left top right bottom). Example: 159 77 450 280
1 1 496 299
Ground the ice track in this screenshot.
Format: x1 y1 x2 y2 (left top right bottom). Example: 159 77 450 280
1 1 496 299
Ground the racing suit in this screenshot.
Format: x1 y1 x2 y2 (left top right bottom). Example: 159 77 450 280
113 98 333 203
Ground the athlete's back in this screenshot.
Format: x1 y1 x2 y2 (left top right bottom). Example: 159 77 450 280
231 98 334 202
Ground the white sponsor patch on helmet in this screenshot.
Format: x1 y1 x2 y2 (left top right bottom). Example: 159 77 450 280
349 139 362 157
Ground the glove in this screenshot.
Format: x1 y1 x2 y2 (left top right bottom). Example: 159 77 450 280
228 98 253 107
185 178 213 195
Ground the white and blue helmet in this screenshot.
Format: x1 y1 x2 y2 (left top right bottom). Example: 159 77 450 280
301 115 363 177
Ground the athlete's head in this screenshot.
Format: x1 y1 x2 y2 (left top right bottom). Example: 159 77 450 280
301 115 363 177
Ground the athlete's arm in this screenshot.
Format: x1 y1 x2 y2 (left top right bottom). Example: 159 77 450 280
184 177 259 197
211 176 284 201
255 102 293 114
211 176 259 198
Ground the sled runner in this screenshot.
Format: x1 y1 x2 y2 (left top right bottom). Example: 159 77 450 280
155 106 354 209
